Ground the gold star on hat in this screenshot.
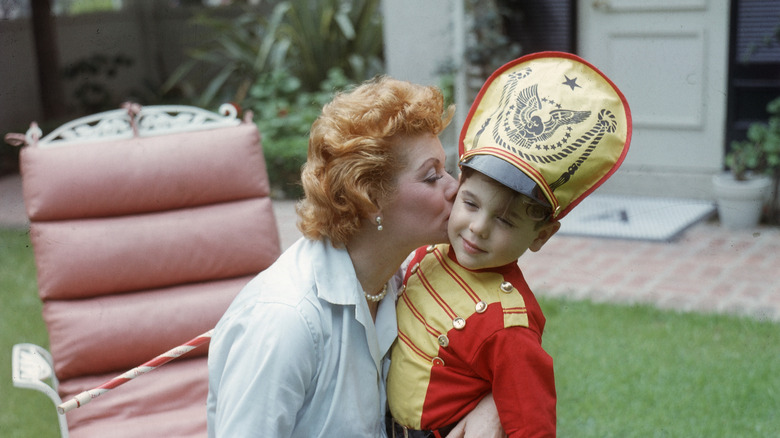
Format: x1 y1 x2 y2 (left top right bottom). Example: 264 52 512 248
459 52 632 219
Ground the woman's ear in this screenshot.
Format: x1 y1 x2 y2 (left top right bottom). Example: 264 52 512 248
529 220 561 253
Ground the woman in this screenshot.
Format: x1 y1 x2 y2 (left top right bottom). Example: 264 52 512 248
207 77 500 437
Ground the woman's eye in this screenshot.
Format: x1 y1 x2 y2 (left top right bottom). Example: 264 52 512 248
424 173 444 183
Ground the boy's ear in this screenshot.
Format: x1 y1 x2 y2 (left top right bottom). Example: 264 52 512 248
529 220 561 253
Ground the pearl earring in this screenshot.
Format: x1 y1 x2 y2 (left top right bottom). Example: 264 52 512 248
376 216 383 231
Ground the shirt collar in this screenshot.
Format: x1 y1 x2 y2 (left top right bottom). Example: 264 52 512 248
310 239 362 306
308 238 398 364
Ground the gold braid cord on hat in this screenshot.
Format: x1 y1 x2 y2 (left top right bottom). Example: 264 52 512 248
460 52 632 219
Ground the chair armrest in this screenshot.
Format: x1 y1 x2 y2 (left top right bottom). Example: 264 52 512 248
12 343 70 438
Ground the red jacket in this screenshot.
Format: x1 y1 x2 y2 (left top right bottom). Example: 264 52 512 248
387 244 556 437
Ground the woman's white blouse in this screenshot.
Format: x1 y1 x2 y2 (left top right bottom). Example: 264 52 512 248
207 237 397 437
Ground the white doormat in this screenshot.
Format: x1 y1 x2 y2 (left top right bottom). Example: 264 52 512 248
557 194 716 242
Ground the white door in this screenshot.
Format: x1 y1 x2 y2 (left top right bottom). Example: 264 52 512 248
578 0 730 199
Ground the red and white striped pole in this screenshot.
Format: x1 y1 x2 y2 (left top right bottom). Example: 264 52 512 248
57 329 213 414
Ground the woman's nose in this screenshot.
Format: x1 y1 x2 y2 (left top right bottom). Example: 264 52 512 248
443 172 458 201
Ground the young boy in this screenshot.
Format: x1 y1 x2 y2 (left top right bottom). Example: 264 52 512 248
386 52 632 437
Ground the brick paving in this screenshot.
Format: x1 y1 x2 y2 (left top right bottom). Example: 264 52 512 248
3 174 779 323
519 221 780 322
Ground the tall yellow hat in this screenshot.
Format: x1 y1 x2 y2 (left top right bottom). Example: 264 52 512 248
459 52 632 219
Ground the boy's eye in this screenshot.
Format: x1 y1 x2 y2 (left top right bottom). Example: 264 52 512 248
462 199 478 210
497 217 516 228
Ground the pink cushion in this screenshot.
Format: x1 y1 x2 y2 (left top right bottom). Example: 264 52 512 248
31 198 279 300
45 276 252 380
60 357 209 438
20 123 268 221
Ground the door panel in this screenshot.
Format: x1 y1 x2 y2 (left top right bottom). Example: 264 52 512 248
578 0 730 197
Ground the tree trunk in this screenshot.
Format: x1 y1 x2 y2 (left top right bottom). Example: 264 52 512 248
31 0 69 120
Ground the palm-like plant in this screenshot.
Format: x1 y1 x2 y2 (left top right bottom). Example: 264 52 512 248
162 1 383 197
163 0 383 109
278 0 383 91
162 5 291 108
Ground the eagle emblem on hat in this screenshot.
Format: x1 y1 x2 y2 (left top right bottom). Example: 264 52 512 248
509 84 590 146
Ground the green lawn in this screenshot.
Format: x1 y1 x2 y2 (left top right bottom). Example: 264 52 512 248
0 228 60 437
542 299 779 437
1 228 778 437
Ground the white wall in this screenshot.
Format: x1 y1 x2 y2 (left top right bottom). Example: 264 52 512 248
381 0 462 171
381 0 454 87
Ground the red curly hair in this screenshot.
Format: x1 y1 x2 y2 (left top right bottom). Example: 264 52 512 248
297 76 454 246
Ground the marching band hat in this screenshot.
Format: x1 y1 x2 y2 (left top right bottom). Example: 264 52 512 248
459 51 632 219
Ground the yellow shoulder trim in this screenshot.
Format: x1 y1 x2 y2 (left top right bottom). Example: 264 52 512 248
498 282 529 328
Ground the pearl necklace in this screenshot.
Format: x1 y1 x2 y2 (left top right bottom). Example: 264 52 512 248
364 283 388 302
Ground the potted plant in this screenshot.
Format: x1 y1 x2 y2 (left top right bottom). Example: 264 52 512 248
713 97 780 229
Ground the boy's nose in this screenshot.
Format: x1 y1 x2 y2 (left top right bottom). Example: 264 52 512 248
469 215 490 239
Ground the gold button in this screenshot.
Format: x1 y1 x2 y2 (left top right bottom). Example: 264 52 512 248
452 317 466 330
432 357 445 366
500 281 514 293
475 301 488 313
426 244 436 253
398 284 406 295
410 263 420 274
437 334 449 347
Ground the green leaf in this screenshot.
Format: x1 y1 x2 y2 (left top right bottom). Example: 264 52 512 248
334 11 356 40
200 64 237 107
161 58 198 92
254 2 292 71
